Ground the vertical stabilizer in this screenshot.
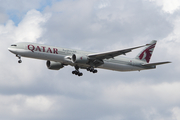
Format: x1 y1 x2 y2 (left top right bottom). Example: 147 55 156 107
135 40 157 63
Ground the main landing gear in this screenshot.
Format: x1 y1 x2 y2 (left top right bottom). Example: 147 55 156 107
72 66 83 76
16 55 22 63
86 67 98 73
72 66 98 77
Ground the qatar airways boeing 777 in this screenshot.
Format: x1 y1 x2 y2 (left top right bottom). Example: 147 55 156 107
8 40 170 76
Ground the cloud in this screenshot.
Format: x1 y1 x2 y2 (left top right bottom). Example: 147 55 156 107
0 9 50 87
149 0 180 14
96 0 110 9
14 9 51 43
102 82 180 106
172 107 180 120
42 0 173 53
25 95 54 112
0 94 54 119
0 0 54 25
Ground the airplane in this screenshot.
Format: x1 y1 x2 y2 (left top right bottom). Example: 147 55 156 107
8 40 171 76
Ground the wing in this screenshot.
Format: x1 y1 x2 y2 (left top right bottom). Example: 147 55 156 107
88 44 147 60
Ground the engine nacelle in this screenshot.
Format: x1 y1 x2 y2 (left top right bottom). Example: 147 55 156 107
46 60 64 70
72 54 89 64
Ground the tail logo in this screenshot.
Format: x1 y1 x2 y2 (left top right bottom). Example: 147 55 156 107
139 43 156 63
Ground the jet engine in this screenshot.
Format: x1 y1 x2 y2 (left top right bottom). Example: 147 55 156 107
72 54 89 64
46 60 64 70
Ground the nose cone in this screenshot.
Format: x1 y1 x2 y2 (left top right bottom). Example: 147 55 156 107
8 47 12 51
8 47 12 52
8 47 16 54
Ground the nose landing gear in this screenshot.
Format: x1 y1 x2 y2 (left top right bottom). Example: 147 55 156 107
16 55 22 63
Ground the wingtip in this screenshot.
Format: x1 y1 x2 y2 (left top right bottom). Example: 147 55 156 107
145 40 157 46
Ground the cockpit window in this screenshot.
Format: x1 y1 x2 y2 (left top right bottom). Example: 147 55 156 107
11 44 17 46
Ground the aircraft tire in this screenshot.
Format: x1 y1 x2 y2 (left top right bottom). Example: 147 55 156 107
18 60 22 63
75 71 79 75
72 71 76 74
78 73 83 76
93 70 97 73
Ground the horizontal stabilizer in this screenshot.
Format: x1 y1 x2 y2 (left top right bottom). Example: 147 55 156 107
142 61 171 66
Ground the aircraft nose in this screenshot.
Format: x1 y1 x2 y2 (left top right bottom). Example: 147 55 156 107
8 47 11 51
8 47 12 52
8 47 16 53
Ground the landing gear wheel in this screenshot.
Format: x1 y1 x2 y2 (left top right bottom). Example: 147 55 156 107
93 69 97 73
18 60 22 63
90 68 94 72
78 73 83 76
72 66 83 77
87 67 98 74
72 71 76 74
75 71 79 75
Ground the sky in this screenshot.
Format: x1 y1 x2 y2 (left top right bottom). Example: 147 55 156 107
0 0 180 120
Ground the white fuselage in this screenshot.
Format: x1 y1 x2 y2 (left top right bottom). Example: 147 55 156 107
8 42 155 72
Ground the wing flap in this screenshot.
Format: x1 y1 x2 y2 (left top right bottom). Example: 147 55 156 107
142 61 171 66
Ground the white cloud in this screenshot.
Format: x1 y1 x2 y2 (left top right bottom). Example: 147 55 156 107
163 16 180 43
101 82 180 119
171 107 180 120
151 82 180 103
156 16 180 72
102 82 180 106
0 9 51 43
14 9 51 43
149 0 180 14
0 9 51 86
25 95 54 112
97 0 110 9
142 108 165 120
0 94 54 118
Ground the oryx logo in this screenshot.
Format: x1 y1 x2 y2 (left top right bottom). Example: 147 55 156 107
139 43 156 63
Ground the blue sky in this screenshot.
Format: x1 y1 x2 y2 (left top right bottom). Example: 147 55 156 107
6 0 57 26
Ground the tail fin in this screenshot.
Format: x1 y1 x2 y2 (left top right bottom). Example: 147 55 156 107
135 40 157 63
